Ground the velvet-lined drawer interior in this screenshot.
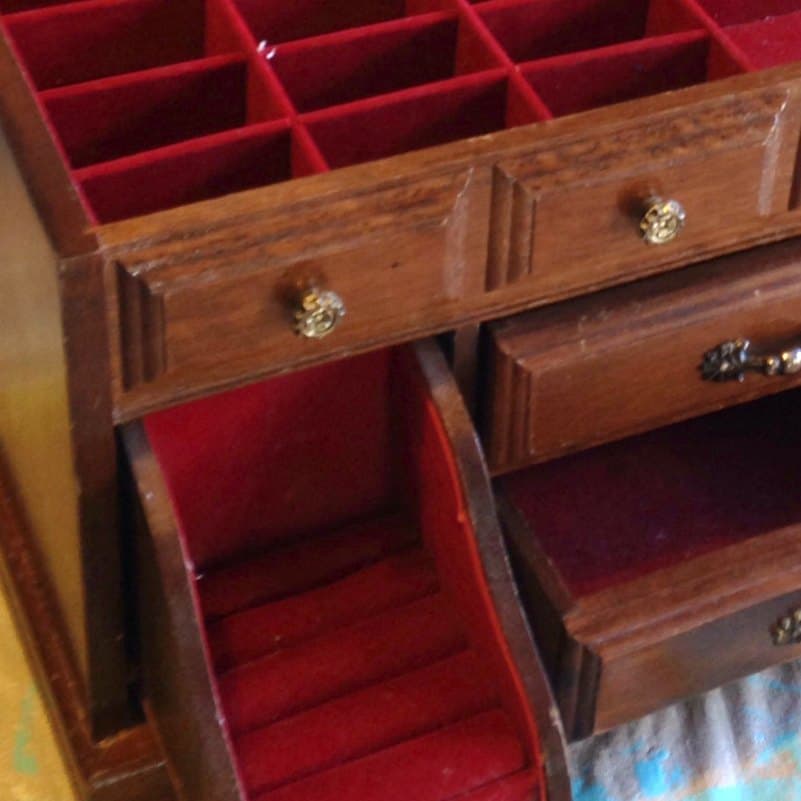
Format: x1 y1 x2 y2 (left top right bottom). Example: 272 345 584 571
122 343 569 801
485 238 801 473
3 0 801 224
498 388 801 740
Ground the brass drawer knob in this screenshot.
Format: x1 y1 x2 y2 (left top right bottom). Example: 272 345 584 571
640 198 686 245
293 289 346 339
701 339 801 383
772 607 801 646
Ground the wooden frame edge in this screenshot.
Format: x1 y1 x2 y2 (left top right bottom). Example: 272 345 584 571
413 339 573 801
0 450 174 801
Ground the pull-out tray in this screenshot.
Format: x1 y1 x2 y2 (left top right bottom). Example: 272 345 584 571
122 341 569 801
498 388 801 740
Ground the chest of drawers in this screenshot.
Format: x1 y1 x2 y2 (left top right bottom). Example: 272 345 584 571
6 2 801 800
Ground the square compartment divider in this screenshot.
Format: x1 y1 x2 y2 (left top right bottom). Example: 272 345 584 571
76 121 314 223
268 12 503 113
41 55 286 168
3 0 248 89
231 0 455 46
520 31 730 118
302 71 541 170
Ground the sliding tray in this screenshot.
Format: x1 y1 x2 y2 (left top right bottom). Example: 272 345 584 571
122 340 570 801
498 389 801 741
10 2 801 415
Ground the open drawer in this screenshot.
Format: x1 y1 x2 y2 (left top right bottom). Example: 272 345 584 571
498 388 801 741
121 341 569 801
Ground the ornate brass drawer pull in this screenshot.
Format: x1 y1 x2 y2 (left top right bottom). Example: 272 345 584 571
701 339 801 383
772 608 801 646
293 288 346 339
640 197 686 245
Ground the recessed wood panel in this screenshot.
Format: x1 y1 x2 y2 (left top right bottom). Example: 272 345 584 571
112 168 492 417
486 89 791 295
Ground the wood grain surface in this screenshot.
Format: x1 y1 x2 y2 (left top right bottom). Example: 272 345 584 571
486 237 801 472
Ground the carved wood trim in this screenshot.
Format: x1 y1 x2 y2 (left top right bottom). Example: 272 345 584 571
117 265 167 389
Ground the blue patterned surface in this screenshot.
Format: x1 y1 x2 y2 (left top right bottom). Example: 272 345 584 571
570 662 801 801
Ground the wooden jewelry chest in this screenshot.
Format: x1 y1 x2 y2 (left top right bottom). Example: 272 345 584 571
6 1 801 799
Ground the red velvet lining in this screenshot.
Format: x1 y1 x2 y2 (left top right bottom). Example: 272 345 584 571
41 56 284 168
255 710 525 801
218 591 466 734
76 122 299 223
697 0 801 24
394 348 546 769
207 547 440 671
476 0 655 62
230 0 452 45
4 0 216 89
303 72 532 170
500 389 801 598
141 348 543 801
7 0 801 220
0 0 73 10
522 32 711 116
198 514 419 621
725 12 801 67
235 650 499 793
269 13 501 113
144 350 394 570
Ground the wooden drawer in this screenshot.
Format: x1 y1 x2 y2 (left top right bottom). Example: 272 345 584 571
498 388 801 740
122 341 570 801
486 238 801 473
484 91 784 299
109 170 490 418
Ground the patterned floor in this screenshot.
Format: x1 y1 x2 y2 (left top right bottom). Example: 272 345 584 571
571 661 801 801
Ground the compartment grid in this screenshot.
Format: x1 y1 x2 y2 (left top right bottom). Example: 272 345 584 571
2 0 799 221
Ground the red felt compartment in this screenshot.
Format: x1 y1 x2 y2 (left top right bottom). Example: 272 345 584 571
270 13 502 113
77 121 315 223
522 32 714 117
235 650 499 794
207 547 439 670
725 11 801 67
42 57 282 168
500 388 801 598
697 0 801 25
394 348 545 773
142 347 543 801
0 0 74 11
231 0 452 46
145 350 394 571
198 514 420 621
303 73 540 170
255 710 525 801
219 592 466 733
475 0 700 63
4 0 241 89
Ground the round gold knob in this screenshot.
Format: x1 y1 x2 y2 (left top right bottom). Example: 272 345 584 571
640 198 686 245
293 289 346 339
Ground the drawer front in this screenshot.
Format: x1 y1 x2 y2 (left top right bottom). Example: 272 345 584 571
485 87 794 299
111 170 489 418
487 239 801 472
595 588 801 733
